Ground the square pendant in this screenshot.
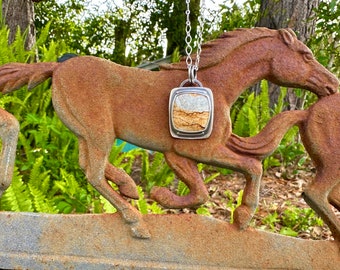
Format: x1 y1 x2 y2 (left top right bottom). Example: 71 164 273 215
169 87 214 139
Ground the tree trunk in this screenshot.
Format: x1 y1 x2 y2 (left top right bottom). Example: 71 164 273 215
2 0 36 50
255 0 320 110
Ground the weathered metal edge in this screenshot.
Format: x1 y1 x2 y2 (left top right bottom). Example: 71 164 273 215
0 211 339 270
0 252 233 270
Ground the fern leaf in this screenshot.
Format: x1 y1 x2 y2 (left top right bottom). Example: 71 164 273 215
248 107 258 136
233 106 248 136
135 186 148 214
28 183 58 213
29 156 44 186
274 87 288 115
99 195 117 213
40 173 52 195
259 80 271 127
177 181 189 196
0 168 33 212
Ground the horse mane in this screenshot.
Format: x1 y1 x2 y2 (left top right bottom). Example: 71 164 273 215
160 27 280 71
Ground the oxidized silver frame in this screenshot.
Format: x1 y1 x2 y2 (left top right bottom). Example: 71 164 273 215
169 86 214 139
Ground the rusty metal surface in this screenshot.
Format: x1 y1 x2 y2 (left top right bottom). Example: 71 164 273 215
0 28 338 239
0 211 339 270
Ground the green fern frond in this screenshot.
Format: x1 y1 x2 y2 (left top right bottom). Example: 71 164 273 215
0 167 33 212
273 87 288 115
99 195 117 213
132 186 164 214
29 156 44 184
0 95 26 110
135 186 148 214
40 172 52 195
53 168 80 196
27 183 57 213
18 132 34 163
233 105 248 136
35 21 52 48
259 80 271 127
28 156 51 192
141 151 175 193
248 107 258 136
177 181 189 196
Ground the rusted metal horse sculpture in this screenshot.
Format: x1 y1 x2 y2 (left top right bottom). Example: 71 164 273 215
0 28 338 238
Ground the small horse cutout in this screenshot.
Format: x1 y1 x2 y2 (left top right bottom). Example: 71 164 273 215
0 28 338 240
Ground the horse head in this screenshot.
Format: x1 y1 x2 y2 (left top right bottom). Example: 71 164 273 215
268 28 339 98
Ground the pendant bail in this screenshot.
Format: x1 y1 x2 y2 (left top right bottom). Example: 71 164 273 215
188 65 197 84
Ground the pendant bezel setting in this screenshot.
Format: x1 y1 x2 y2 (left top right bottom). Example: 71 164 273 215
169 85 214 139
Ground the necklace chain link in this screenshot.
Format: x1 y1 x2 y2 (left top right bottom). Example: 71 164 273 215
185 0 205 82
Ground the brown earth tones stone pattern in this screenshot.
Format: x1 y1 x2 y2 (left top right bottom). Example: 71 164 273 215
173 105 210 132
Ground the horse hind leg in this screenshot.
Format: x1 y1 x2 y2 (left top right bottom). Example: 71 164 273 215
79 138 150 238
79 138 139 200
150 152 209 209
105 163 139 199
0 110 19 197
303 173 340 242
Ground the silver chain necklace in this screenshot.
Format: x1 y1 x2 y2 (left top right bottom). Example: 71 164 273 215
185 0 206 83
168 0 214 140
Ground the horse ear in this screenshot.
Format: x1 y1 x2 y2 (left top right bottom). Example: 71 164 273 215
279 28 296 46
286 28 297 37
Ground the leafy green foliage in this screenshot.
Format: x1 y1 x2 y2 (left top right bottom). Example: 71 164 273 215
1 167 34 212
224 189 243 224
141 151 175 194
232 80 271 137
34 0 174 65
230 81 307 170
177 164 220 197
219 0 260 32
132 186 164 215
310 0 340 77
260 203 323 237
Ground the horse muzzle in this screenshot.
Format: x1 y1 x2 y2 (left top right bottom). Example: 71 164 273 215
307 70 339 97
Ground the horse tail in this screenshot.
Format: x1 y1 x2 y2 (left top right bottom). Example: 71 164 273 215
0 62 60 94
226 110 308 159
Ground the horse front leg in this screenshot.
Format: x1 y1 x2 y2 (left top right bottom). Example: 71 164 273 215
79 138 150 239
204 144 263 229
176 143 263 229
150 152 209 209
0 109 19 197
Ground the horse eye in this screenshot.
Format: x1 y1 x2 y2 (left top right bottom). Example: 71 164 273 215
303 53 314 62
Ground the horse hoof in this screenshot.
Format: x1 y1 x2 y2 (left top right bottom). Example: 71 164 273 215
151 186 208 209
130 222 151 239
150 186 186 208
121 208 142 224
150 186 172 207
234 205 252 230
119 182 139 200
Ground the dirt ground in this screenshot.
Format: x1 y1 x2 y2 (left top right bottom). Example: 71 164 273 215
139 159 339 241
202 166 336 241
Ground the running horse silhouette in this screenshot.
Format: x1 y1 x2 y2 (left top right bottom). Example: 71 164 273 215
0 28 338 239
